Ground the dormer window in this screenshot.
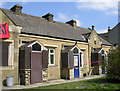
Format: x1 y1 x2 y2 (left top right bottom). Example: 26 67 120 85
94 40 97 45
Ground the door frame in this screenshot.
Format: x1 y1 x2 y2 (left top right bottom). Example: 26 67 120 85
28 41 45 84
74 54 80 78
101 54 106 74
70 46 83 78
31 51 43 84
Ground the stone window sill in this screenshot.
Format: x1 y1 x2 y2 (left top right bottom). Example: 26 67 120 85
0 66 14 70
48 65 58 67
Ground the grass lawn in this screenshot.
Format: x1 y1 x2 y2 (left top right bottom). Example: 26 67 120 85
11 77 120 91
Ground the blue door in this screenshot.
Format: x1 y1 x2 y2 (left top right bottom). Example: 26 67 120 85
102 66 105 74
102 55 105 74
74 55 79 78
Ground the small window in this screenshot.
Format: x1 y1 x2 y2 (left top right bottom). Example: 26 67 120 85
32 43 41 51
94 40 97 44
50 49 54 53
101 50 104 54
73 47 79 53
49 48 55 65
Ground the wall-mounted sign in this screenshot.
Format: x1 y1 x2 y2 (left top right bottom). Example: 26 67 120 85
0 23 10 39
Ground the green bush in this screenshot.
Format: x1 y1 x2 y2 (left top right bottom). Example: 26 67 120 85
106 49 120 81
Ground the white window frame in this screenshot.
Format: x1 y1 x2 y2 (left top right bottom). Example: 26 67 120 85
73 55 79 67
48 48 55 66
8 42 14 66
80 52 84 68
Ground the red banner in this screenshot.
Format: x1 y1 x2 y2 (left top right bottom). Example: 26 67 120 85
0 23 10 39
84 61 101 64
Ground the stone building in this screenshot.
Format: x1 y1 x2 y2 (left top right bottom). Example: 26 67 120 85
0 4 112 85
99 23 120 47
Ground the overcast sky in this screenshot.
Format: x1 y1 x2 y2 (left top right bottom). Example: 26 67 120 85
0 0 119 33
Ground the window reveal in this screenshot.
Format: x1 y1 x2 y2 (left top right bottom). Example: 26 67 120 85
1 42 9 66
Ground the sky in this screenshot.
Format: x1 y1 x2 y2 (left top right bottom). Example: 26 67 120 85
0 0 119 33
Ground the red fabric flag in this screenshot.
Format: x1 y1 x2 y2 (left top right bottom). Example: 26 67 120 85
84 61 101 64
0 23 10 39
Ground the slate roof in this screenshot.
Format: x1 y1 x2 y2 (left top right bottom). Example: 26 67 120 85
76 27 91 34
98 33 109 42
1 8 92 42
111 23 120 31
99 36 111 46
1 8 112 45
82 33 91 41
62 45 75 53
82 32 112 46
20 40 37 49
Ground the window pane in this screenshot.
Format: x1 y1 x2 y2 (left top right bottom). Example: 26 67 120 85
1 42 9 66
32 43 41 51
94 41 97 44
74 56 79 67
50 49 54 53
73 47 78 53
101 50 104 54
50 55 54 64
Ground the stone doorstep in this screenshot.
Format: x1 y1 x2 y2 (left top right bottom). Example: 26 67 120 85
2 75 105 90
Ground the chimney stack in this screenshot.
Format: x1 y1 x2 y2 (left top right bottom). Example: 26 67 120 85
42 13 54 22
92 25 95 30
108 26 111 31
66 20 77 28
10 4 23 15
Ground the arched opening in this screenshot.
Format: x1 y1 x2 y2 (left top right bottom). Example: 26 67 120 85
73 47 79 54
32 43 41 51
101 50 104 54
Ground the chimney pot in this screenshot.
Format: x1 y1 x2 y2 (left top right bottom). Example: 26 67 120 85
92 25 95 30
10 4 23 15
42 13 54 22
66 19 77 28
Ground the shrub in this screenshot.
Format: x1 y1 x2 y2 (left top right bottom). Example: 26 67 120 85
106 49 120 81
